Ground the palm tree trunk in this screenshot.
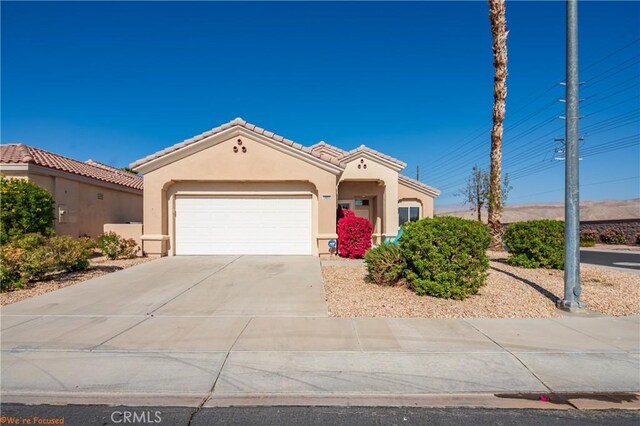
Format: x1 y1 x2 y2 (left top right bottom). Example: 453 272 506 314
488 0 508 247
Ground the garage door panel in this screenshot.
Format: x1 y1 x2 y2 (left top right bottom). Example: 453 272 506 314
175 197 312 255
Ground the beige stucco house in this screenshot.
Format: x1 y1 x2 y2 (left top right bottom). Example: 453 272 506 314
131 118 439 256
0 144 143 238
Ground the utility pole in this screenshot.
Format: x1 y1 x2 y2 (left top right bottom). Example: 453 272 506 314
558 0 585 311
416 165 420 181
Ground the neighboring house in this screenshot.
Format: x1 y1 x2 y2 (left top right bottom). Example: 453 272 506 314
131 118 440 256
0 144 143 238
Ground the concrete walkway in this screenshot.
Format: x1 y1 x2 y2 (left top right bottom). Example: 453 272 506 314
1 257 639 408
2 314 638 407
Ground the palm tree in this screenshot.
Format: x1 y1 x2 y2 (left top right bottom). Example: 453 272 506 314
488 0 508 246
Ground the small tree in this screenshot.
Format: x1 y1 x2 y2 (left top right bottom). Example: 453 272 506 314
458 165 489 221
458 166 511 222
0 177 55 244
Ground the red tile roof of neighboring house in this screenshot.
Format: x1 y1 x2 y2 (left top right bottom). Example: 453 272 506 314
0 144 143 190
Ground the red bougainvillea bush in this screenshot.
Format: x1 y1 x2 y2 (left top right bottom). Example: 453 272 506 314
337 210 373 259
337 206 355 220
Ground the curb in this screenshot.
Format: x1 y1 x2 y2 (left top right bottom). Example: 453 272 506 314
3 392 639 410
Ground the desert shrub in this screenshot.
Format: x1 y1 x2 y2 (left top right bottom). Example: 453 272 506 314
20 245 56 281
580 229 599 247
337 215 373 259
0 234 95 291
0 246 26 291
400 216 490 300
364 244 405 285
0 177 55 244
48 235 92 272
600 228 626 245
97 232 138 260
6 233 54 281
636 233 640 245
10 232 47 250
503 220 564 269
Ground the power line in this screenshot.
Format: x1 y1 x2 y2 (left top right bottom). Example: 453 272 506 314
421 39 640 191
509 175 640 201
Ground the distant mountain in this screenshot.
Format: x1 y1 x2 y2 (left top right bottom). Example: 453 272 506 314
436 199 640 222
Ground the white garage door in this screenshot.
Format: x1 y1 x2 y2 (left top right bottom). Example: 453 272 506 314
175 196 312 255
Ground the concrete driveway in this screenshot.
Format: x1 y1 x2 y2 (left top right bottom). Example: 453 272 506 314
0 255 328 318
1 255 329 405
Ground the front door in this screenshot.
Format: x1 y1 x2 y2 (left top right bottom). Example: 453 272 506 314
354 198 372 222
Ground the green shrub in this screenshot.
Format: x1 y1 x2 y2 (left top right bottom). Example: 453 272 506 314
503 220 564 269
48 235 93 272
97 232 138 260
0 177 55 244
364 244 405 285
20 245 56 281
580 230 598 247
5 233 55 281
400 216 491 300
11 232 47 250
600 228 626 245
0 246 26 291
1 235 94 291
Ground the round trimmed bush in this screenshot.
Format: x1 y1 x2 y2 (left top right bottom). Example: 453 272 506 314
364 244 405 285
97 232 138 260
337 215 373 259
48 235 93 272
0 177 54 244
400 216 491 300
503 220 564 269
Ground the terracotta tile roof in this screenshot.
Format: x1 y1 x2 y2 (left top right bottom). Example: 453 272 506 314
0 144 143 191
130 117 344 169
308 141 348 159
340 144 406 168
399 174 441 197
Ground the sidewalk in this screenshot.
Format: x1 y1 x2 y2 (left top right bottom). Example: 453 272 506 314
1 315 638 408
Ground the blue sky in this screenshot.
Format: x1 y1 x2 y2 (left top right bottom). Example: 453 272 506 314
2 1 639 207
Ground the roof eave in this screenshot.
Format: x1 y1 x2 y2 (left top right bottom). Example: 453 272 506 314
131 126 344 175
340 151 406 172
398 175 441 198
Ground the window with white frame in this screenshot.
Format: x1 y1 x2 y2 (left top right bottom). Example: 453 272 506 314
398 205 420 225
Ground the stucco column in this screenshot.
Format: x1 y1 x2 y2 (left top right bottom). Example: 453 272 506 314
140 178 169 256
383 178 399 236
316 176 339 255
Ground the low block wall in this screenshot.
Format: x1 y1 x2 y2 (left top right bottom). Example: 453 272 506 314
579 219 640 245
103 223 143 255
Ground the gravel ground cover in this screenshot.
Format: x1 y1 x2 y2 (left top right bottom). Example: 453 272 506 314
1 255 153 306
323 251 639 318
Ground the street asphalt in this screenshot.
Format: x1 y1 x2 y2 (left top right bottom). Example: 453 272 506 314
580 249 640 271
2 404 640 426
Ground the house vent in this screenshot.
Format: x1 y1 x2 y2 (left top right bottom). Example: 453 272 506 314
97 193 104 200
